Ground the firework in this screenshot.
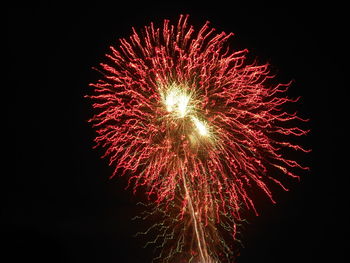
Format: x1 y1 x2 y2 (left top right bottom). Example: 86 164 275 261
88 15 309 262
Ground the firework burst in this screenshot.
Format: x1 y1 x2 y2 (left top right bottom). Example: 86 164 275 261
88 15 309 262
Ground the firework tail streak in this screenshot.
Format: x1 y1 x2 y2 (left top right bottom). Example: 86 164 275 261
87 14 310 262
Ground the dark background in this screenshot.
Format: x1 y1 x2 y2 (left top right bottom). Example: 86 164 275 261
5 3 348 262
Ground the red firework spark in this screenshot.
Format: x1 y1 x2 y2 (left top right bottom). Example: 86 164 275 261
88 15 309 262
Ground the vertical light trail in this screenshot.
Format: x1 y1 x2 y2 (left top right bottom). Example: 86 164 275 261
182 170 210 263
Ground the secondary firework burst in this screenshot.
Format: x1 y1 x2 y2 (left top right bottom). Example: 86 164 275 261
88 14 309 262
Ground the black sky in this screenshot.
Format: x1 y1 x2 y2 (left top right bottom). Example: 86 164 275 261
5 3 348 263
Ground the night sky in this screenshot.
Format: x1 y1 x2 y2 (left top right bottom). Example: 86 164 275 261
5 3 348 262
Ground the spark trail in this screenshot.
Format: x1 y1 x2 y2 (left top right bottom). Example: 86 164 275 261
88 15 309 262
